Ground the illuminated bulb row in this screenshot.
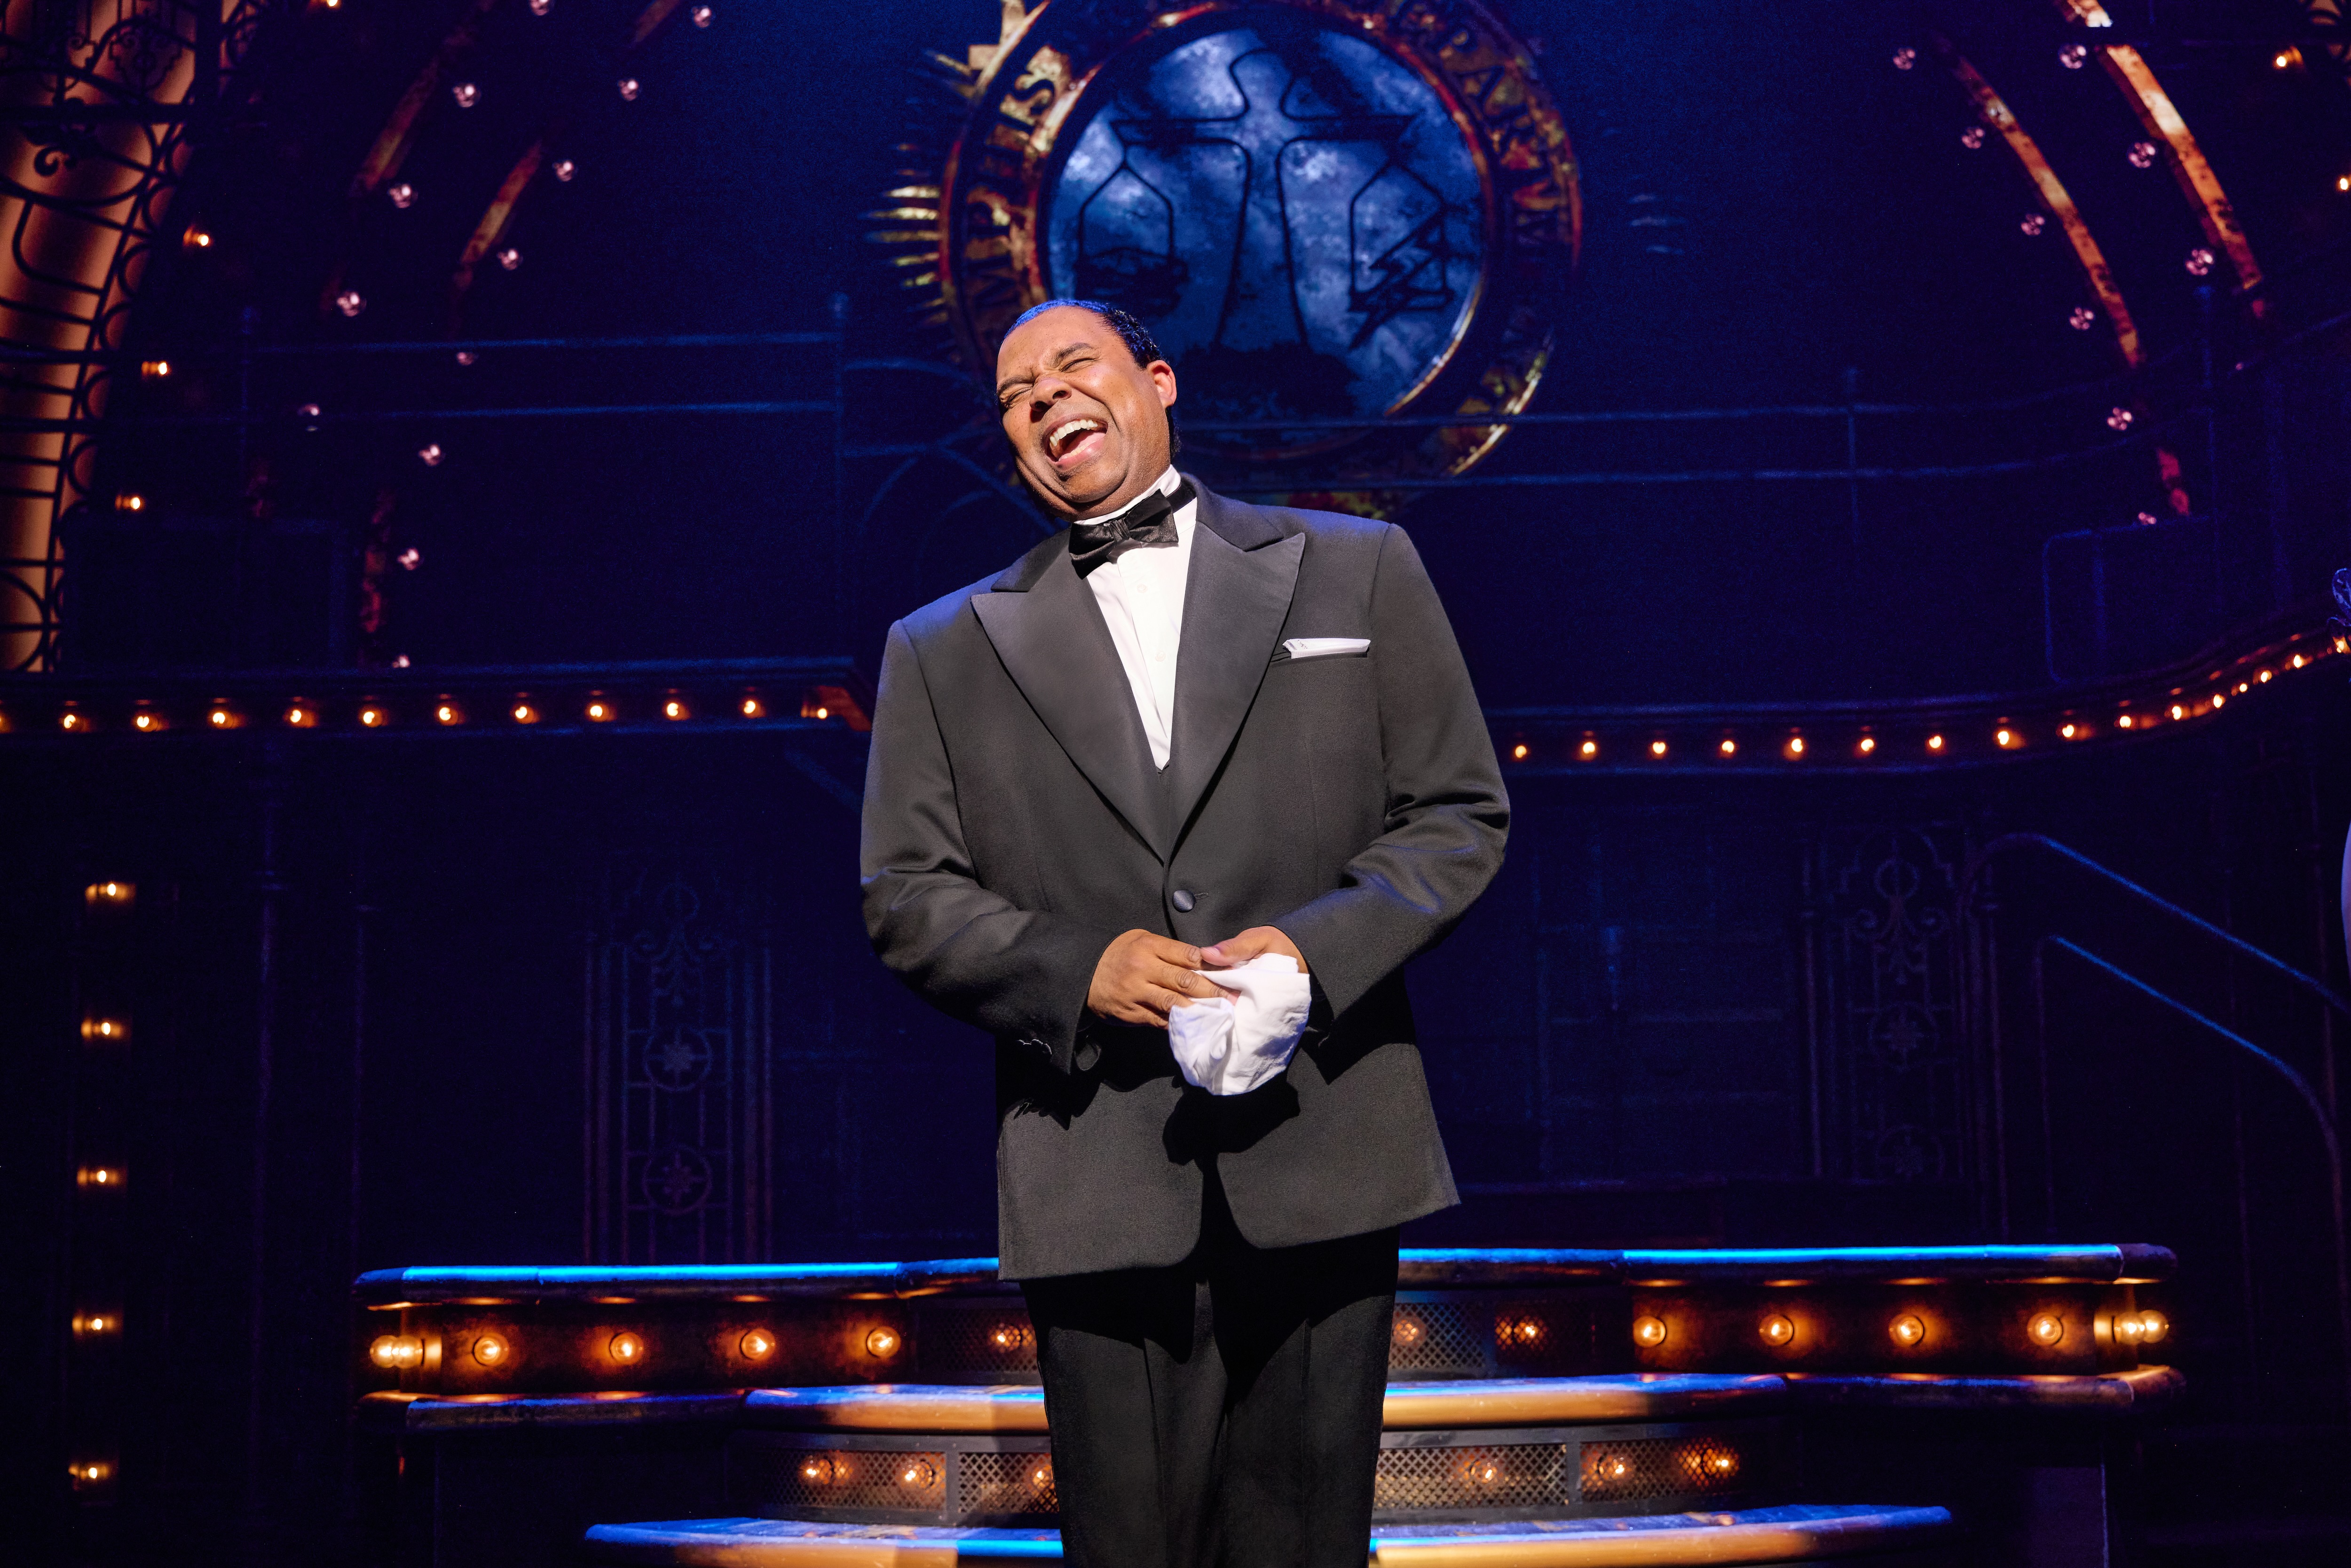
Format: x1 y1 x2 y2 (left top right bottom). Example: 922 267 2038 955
1627 1308 2167 1350
61 693 815 732
368 1325 790 1371
1502 644 2336 767
799 1454 951 1490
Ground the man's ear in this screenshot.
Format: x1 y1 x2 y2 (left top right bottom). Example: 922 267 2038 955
1151 359 1178 410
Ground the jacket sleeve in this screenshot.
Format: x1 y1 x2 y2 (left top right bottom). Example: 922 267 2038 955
1275 525 1509 1019
859 617 1113 1072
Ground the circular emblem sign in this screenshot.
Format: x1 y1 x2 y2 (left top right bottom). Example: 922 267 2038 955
877 0 1578 497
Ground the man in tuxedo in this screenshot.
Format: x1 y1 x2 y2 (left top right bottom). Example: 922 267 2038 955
859 300 1507 1568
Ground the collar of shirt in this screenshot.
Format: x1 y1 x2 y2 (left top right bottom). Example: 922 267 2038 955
1072 465 1183 527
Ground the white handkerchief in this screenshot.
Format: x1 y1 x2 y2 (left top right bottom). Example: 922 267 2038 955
1282 637 1370 660
1167 954 1312 1096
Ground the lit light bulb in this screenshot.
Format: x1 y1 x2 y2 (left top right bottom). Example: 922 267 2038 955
2340 176 2351 194
61 712 82 731
116 493 143 512
472 1333 509 1366
451 82 479 108
2114 1313 2145 1346
2138 1310 2169 1345
1509 1316 1544 1344
1465 1458 1501 1485
2211 693 2225 709
141 359 171 379
617 77 641 100
1030 1461 1053 1490
743 697 763 717
1996 729 2014 747
740 1328 776 1359
864 1326 901 1358
1510 742 1527 760
2276 50 2294 69
2128 141 2158 169
553 159 576 182
608 1331 645 1363
2028 1313 2064 1347
2235 682 2248 693
1786 736 1805 756
1857 736 1875 754
418 443 443 467
210 709 230 727
1579 739 1597 757
1633 1315 1667 1347
2185 248 2216 277
496 246 521 271
1759 1314 1795 1346
899 1458 938 1488
435 705 457 725
800 1455 835 1484
2060 723 2076 739
1889 1314 1925 1347
692 5 713 25
359 708 384 727
1649 739 1667 757
134 714 154 731
664 699 686 720
1393 1316 1424 1346
185 228 213 249
1891 47 1916 70
2258 670 2272 683
512 703 536 724
2118 714 2134 728
2170 704 2185 720
1718 738 1736 756
369 1334 424 1369
335 289 364 317
2059 42 2087 69
1926 734 1945 751
814 707 829 720
2106 407 2134 432
586 701 610 721
389 182 414 209
2069 306 2097 331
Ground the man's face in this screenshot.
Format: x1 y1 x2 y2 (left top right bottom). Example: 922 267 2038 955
995 307 1178 519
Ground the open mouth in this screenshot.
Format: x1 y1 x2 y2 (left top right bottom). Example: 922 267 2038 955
1043 417 1105 470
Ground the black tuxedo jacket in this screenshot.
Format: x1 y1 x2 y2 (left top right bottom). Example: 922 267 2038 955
859 480 1508 1279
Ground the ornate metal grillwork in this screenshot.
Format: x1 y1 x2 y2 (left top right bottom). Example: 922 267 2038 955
0 1 269 670
1812 826 1973 1182
917 1304 1038 1377
957 1451 1057 1517
585 856 774 1263
1376 1443 1567 1512
738 1444 947 1513
1389 1300 1485 1374
1579 1435 1747 1504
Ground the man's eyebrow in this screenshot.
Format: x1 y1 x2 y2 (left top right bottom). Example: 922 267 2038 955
995 340 1098 397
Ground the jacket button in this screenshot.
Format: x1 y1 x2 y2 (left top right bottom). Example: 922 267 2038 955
1170 889 1196 913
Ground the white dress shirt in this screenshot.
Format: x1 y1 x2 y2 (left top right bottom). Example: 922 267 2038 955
1076 466 1194 770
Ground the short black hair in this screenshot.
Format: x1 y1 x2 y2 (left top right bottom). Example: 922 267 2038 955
1004 298 1179 456
1007 298 1166 372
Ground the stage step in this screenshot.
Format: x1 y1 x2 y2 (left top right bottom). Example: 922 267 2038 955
583 1504 1956 1565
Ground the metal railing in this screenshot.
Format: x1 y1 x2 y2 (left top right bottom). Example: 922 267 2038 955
1961 832 2351 1421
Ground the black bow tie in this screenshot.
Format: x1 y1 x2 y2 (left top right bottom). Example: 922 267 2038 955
1067 478 1197 577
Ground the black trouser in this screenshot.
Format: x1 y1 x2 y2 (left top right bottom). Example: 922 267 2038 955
1021 1187 1398 1568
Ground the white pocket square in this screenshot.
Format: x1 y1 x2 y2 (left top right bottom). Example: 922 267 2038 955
1281 637 1370 661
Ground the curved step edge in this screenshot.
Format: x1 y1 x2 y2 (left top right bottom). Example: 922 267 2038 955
1783 1365 2184 1414
741 1375 1788 1434
581 1505 1955 1566
1370 1505 1956 1565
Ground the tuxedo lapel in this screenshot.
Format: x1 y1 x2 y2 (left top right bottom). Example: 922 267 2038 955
1168 492 1304 845
971 548 1167 859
